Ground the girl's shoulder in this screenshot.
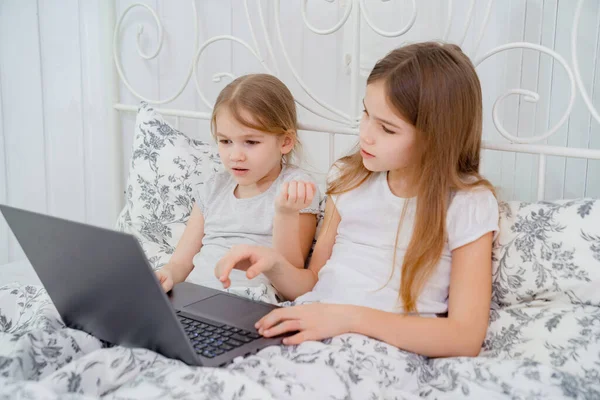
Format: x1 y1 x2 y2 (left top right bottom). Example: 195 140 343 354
446 185 499 250
449 185 497 210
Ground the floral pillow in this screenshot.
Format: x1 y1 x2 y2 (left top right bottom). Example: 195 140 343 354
115 102 221 269
491 198 600 310
481 304 600 386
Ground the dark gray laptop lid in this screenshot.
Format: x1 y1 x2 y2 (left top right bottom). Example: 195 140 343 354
0 204 199 366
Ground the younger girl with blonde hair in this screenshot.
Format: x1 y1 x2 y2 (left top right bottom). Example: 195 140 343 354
157 74 321 300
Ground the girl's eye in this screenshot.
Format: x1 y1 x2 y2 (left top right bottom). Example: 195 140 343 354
246 140 260 145
362 108 368 116
219 139 231 144
382 125 395 134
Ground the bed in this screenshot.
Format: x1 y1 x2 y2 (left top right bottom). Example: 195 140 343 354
1 1 600 398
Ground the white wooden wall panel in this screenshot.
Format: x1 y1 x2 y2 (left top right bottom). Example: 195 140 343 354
478 0 505 194
300 1 342 176
232 0 262 77
498 0 526 201
330 2 357 169
0 0 120 263
276 0 310 117
564 0 600 199
555 0 597 199
0 60 7 265
117 0 160 181
80 0 123 228
586 9 600 199
536 0 559 198
38 0 87 223
546 0 577 200
194 0 232 143
158 1 202 141
0 1 48 262
513 0 543 203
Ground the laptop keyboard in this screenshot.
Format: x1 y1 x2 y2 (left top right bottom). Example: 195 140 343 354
177 315 261 359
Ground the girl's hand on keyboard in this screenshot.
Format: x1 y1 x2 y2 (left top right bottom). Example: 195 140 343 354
255 303 354 345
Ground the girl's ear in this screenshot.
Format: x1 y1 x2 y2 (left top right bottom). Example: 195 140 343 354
280 132 295 155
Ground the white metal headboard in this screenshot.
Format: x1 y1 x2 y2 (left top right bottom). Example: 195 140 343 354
111 0 600 202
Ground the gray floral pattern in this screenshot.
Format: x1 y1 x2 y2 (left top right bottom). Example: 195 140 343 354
1 281 599 399
492 199 600 310
115 102 222 269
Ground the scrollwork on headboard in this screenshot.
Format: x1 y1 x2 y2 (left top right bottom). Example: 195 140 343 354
112 0 600 201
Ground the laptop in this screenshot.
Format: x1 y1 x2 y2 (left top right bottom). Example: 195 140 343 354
0 204 288 367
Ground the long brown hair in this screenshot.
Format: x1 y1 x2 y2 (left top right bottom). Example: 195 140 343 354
211 73 300 163
328 42 495 313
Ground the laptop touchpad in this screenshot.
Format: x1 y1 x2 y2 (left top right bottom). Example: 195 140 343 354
184 294 274 328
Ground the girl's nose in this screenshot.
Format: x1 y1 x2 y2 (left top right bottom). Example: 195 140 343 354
360 127 375 146
362 136 375 145
230 148 246 161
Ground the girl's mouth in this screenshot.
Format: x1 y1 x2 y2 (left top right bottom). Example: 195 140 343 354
360 149 375 158
232 167 249 176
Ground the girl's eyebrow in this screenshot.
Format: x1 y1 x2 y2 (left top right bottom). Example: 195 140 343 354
362 99 402 130
216 132 263 139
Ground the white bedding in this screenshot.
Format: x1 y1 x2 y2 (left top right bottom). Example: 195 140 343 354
1 269 599 399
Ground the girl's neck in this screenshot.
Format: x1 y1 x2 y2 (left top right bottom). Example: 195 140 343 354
387 168 418 198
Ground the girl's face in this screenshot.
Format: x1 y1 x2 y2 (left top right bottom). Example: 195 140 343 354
359 81 418 173
215 107 293 187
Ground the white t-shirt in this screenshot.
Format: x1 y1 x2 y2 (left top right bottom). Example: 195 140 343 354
295 171 499 316
187 165 321 289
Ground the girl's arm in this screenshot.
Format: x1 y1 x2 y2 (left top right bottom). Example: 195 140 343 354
257 232 493 357
272 181 317 269
218 197 340 300
273 212 317 269
160 204 205 285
